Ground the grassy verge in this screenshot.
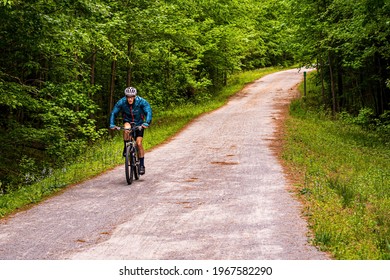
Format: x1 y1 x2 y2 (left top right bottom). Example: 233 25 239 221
281 73 390 259
0 66 284 218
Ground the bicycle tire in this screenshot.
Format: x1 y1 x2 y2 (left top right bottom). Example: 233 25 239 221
133 147 140 180
125 145 133 185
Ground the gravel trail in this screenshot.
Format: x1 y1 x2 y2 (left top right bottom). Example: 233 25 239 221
0 69 329 260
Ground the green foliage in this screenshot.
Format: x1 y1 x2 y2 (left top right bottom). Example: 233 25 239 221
340 108 390 135
0 79 103 187
289 0 390 115
1 0 12 6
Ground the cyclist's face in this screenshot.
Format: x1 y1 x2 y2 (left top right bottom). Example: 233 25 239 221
126 96 135 104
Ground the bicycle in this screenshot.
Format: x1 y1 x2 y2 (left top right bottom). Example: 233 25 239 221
113 125 142 185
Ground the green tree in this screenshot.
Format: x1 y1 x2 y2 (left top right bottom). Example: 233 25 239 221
290 0 390 115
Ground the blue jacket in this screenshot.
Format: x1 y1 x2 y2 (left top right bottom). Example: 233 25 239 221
109 96 152 128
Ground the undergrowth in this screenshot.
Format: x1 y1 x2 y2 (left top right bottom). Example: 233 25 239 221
282 72 390 259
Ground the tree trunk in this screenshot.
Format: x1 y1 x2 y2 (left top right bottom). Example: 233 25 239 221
127 40 132 87
109 60 117 137
377 54 387 115
89 50 97 120
90 49 96 88
319 55 325 103
328 52 336 115
337 62 343 111
109 60 117 114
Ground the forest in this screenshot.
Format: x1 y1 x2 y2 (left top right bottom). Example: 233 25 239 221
1 0 389 193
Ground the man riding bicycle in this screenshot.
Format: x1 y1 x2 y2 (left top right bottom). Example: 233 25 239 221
109 87 152 175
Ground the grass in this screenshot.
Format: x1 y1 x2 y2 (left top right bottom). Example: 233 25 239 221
0 66 284 218
281 72 390 259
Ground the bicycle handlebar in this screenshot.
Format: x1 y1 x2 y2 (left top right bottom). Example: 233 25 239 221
112 125 143 131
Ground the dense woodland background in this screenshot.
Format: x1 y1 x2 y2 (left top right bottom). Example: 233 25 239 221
1 0 389 192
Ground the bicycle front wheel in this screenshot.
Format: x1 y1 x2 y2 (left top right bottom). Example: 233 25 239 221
133 146 140 180
125 145 133 185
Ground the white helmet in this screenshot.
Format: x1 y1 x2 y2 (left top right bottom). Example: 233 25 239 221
124 87 137 97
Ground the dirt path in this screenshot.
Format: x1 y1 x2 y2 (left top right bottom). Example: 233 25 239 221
0 69 329 260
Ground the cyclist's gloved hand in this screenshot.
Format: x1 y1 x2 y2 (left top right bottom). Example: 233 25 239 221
142 123 149 128
110 124 118 130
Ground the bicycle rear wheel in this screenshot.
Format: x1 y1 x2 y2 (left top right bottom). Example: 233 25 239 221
125 145 133 185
